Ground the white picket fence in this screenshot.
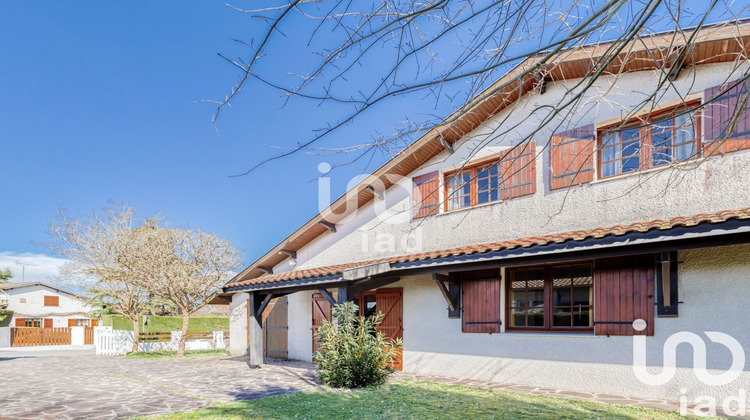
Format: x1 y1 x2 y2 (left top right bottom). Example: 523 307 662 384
94 326 228 355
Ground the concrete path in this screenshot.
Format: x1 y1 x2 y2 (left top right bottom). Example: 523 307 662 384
0 355 318 419
0 345 95 358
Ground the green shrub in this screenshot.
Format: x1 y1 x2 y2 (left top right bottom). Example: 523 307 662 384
314 302 403 388
0 309 13 327
101 315 228 332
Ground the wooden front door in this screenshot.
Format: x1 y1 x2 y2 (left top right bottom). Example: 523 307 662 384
311 293 332 357
360 288 403 371
262 296 289 359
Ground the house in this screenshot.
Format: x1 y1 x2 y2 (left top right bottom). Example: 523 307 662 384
0 282 98 328
221 21 750 407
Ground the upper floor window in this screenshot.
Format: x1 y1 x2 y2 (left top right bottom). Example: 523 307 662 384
43 295 60 307
444 143 536 212
446 164 501 210
599 106 700 178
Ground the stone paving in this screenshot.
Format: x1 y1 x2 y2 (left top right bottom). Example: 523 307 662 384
0 354 318 419
0 353 734 419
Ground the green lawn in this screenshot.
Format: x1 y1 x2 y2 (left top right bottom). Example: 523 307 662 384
124 349 228 359
143 380 689 419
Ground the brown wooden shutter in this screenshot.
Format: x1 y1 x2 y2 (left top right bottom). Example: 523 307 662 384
68 319 77 327
703 79 750 155
44 295 59 307
412 171 440 219
90 319 99 327
311 293 332 357
15 318 25 327
550 124 595 190
500 142 537 200
43 318 53 328
462 278 501 333
594 255 655 336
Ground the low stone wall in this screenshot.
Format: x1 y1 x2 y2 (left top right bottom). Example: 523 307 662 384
95 327 228 355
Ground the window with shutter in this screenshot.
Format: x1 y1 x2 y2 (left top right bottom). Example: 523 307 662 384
15 318 25 327
43 318 53 328
506 263 594 332
703 78 750 155
44 295 59 307
445 142 536 211
593 255 655 336
596 104 701 179
462 274 501 334
412 171 440 219
550 125 595 190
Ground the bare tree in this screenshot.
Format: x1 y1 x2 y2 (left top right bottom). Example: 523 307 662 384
131 224 242 357
45 203 152 352
212 0 750 209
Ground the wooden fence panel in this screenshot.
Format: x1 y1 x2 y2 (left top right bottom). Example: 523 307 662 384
11 327 71 346
85 327 94 345
138 332 172 342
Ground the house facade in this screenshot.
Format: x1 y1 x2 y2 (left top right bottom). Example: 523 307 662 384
1 282 98 328
223 22 750 408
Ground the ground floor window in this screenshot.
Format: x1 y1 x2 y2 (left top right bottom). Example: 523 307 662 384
25 318 42 328
507 263 593 332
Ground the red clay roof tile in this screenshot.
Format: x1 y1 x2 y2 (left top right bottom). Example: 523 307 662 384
225 207 750 289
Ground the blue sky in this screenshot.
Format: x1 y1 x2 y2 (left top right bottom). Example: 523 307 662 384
0 1 394 280
0 1 740 282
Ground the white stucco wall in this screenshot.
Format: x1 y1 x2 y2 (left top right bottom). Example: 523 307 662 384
228 292 248 356
284 244 750 407
287 290 314 362
7 285 93 327
264 61 750 275
231 59 750 408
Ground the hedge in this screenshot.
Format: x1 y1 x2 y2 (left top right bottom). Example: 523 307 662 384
0 309 13 327
101 315 228 332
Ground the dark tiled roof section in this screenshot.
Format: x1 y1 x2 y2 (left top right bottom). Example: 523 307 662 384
225 207 750 288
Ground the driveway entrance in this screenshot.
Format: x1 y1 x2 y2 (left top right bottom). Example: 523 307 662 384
0 354 318 419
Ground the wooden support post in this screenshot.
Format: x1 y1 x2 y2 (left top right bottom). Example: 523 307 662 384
656 251 679 317
247 292 264 367
433 273 461 318
258 266 273 275
337 286 356 304
317 289 337 306
437 135 454 153
318 221 336 232
256 293 274 318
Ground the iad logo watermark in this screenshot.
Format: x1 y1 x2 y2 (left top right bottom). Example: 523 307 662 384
317 161 425 257
631 319 747 416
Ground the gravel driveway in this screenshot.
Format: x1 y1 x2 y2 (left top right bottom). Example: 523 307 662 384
0 353 318 419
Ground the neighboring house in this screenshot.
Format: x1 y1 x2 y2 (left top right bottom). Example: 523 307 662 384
0 282 98 328
222 21 750 406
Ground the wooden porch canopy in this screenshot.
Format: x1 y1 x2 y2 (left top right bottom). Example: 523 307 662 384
225 207 750 295
234 207 749 366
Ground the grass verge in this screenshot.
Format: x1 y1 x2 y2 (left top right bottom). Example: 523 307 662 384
141 379 691 419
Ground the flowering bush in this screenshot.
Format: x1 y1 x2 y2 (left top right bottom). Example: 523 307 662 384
314 301 403 388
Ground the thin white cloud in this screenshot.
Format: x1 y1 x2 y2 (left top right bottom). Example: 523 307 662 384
0 252 69 285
